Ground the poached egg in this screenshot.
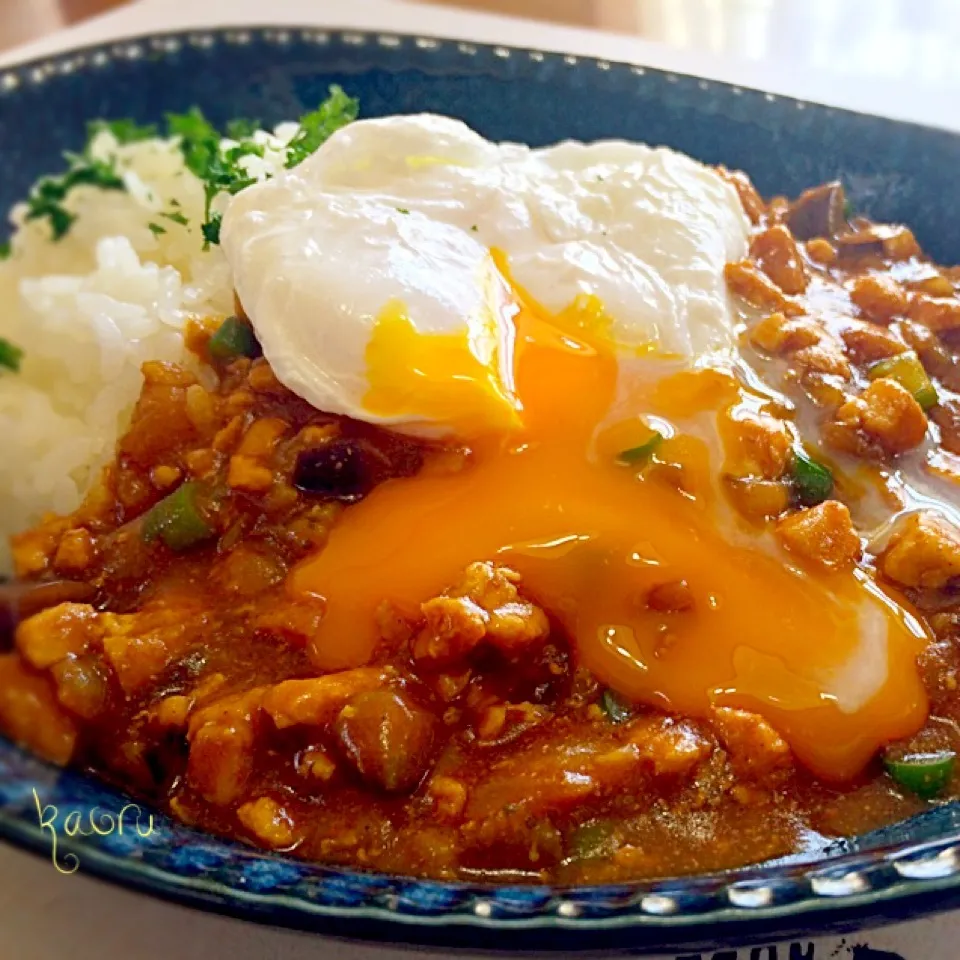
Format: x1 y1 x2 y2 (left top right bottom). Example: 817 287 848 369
221 115 929 781
222 114 749 437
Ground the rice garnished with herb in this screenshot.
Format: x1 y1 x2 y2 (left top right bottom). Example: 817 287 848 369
0 88 357 570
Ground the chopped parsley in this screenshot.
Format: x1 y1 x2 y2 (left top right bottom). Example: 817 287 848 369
16 85 359 246
225 117 260 141
470 224 478 232
26 160 126 240
284 85 359 169
87 118 159 145
0 240 10 260
201 214 222 247
166 86 357 247
164 110 264 244
148 222 167 236
396 207 410 215
0 337 23 372
165 107 232 241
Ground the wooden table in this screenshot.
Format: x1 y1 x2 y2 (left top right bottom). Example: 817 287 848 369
0 0 641 52
0 0 121 52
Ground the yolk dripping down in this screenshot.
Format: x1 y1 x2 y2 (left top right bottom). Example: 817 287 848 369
291 252 929 781
364 281 521 437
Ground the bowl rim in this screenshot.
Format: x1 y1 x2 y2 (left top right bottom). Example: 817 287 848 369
2 24 960 951
4 745 960 950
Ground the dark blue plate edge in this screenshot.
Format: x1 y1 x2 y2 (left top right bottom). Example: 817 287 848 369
5 787 960 954
1 25 960 951
4 23 960 140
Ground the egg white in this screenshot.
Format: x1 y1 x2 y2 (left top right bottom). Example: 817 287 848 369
221 114 750 437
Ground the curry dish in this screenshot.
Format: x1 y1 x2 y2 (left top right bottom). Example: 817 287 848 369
4 111 960 883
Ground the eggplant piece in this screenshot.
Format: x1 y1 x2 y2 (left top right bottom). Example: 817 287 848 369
293 439 377 500
293 435 423 501
785 181 848 240
834 222 907 257
335 689 438 792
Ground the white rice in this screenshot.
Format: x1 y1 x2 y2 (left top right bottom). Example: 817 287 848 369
0 123 300 571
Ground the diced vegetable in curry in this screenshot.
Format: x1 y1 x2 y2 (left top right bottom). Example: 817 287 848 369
6 168 960 886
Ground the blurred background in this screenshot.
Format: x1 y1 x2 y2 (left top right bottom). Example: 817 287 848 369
4 0 960 95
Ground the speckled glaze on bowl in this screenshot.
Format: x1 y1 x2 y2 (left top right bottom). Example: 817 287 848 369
3 27 960 954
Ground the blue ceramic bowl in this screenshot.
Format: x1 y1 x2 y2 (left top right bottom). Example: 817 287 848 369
3 27 960 954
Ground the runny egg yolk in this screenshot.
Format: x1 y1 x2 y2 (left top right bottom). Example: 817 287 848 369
364 292 521 437
291 253 929 781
